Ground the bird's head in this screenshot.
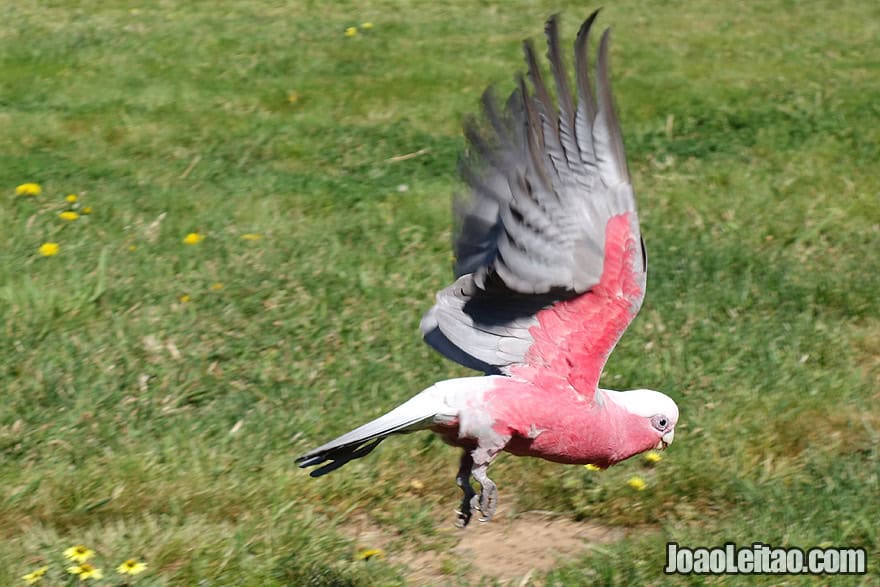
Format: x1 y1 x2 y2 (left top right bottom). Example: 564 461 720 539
604 388 679 456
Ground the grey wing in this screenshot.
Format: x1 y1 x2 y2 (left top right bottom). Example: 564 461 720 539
420 12 643 374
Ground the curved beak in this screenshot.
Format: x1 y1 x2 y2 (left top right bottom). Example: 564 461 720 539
657 429 674 450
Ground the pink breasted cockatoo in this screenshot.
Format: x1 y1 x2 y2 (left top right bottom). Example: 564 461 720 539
297 11 679 527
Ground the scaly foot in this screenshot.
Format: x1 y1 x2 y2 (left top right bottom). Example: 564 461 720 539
455 451 477 528
472 465 498 522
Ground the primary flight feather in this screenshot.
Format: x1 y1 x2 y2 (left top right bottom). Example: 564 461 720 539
297 11 679 526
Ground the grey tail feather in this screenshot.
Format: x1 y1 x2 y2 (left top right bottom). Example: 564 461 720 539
296 437 385 477
295 415 434 478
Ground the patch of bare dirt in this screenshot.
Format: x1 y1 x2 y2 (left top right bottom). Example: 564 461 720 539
349 513 626 585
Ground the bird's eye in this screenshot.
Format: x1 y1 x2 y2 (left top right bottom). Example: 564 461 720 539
651 414 669 431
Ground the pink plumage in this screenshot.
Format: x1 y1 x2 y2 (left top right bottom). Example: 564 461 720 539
298 12 679 527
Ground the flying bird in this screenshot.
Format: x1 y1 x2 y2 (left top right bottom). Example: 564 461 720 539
297 11 679 527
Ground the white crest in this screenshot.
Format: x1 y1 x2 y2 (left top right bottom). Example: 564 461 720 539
603 388 679 421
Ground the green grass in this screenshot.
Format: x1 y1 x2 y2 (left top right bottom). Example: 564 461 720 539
1 0 878 584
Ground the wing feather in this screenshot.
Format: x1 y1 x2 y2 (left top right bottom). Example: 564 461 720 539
423 14 644 391
574 10 600 172
594 29 631 186
545 14 578 171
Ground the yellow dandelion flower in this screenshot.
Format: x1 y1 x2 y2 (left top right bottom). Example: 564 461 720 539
15 183 42 196
64 545 95 563
179 294 191 303
38 242 60 257
116 559 147 575
627 476 647 491
67 563 102 580
344 26 358 37
81 206 93 215
356 548 384 561
644 451 663 464
287 90 300 104
240 233 263 241
210 282 224 291
584 463 601 471
361 22 374 29
22 566 48 584
128 244 137 252
59 211 80 221
66 194 78 203
182 232 204 245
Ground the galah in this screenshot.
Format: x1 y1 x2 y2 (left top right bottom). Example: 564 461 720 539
297 11 679 527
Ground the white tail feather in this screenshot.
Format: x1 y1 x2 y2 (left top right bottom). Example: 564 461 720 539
296 377 494 477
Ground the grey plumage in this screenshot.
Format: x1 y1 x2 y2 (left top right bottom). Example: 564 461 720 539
422 10 641 375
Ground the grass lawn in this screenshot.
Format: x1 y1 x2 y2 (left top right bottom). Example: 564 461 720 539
1 0 878 584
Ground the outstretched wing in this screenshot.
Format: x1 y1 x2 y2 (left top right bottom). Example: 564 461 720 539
420 12 646 395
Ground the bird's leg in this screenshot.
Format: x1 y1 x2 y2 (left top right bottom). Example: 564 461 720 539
470 444 502 523
453 435 509 527
455 451 477 528
471 463 497 523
